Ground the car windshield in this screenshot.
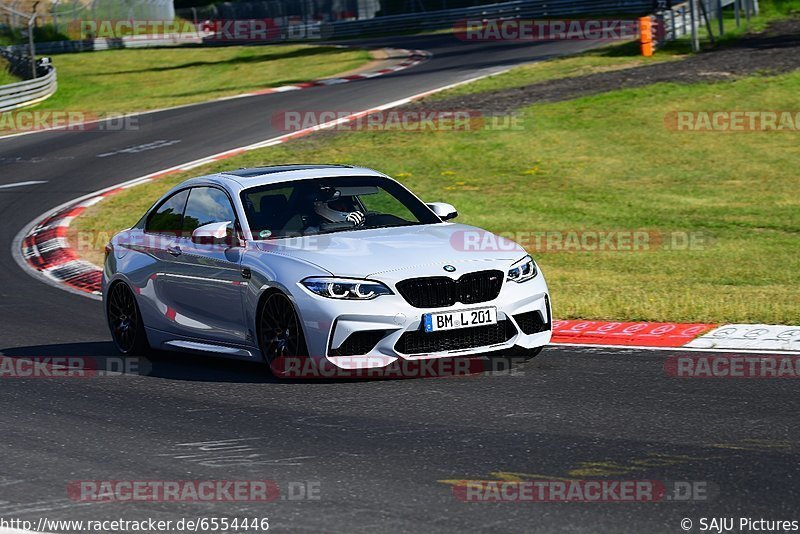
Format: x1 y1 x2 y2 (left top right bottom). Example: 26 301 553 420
240 175 440 240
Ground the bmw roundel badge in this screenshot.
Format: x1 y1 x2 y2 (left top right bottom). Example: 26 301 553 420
443 265 456 272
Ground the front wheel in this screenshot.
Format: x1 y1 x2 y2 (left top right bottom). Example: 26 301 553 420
258 292 309 368
106 281 149 355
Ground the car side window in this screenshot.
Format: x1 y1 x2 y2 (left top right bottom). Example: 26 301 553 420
145 189 190 236
182 187 237 236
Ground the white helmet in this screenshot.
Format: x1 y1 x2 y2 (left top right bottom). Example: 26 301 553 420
314 199 365 226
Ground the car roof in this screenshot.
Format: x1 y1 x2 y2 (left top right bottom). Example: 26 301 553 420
196 164 388 190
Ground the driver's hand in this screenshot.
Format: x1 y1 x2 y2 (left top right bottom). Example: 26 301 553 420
345 211 365 226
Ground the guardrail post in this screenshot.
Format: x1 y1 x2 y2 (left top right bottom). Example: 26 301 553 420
667 8 675 39
734 0 741 27
689 0 700 51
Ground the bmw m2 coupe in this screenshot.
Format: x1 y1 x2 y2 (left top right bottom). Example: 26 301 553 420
103 165 551 373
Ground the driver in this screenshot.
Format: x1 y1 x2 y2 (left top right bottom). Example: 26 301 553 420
313 193 365 226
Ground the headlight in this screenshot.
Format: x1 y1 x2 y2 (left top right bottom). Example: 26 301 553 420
301 277 393 300
507 255 538 283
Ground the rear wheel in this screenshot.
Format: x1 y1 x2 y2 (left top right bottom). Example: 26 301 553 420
258 292 308 367
107 282 149 355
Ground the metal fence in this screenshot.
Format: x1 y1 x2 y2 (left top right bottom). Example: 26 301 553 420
0 66 57 111
326 0 654 37
45 0 175 36
655 0 758 49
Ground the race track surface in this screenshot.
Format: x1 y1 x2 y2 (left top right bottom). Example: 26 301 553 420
1 34 797 532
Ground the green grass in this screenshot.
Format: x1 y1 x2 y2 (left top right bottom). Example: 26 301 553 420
74 65 800 324
0 60 20 85
25 44 370 116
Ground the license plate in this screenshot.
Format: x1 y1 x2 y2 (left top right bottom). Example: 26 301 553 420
423 307 498 333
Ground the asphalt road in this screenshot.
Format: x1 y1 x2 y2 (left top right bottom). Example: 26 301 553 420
1 34 798 533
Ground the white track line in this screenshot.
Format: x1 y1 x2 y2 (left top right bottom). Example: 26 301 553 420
0 181 48 189
550 342 800 355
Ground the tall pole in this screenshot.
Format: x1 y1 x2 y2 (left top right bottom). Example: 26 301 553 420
28 14 37 79
689 0 699 51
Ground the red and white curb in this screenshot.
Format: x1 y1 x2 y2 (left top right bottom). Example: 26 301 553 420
551 320 717 348
551 320 800 353
684 324 800 352
216 48 431 99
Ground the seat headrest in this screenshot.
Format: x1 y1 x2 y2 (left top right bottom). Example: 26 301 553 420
260 194 288 214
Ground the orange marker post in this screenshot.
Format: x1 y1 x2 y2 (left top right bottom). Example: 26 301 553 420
640 16 654 57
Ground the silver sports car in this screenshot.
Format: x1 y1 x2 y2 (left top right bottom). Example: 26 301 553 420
103 165 551 376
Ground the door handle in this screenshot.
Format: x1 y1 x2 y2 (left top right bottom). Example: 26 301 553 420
167 245 182 256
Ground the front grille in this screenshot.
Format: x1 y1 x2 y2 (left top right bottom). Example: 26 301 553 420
328 329 388 357
395 270 504 308
395 320 516 355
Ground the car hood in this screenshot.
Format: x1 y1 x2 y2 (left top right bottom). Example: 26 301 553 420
253 223 525 280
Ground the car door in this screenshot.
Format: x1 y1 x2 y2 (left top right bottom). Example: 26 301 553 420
159 186 248 345
136 188 191 335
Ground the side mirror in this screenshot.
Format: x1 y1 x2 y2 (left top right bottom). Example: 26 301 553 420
427 202 458 221
191 221 237 245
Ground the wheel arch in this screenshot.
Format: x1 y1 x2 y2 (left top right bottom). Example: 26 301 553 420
254 286 309 364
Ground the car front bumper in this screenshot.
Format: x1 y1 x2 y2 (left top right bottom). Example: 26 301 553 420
287 273 551 371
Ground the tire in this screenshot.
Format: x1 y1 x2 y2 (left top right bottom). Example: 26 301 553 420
257 292 309 368
106 281 149 355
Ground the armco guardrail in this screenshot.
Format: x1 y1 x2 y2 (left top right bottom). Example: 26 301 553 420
1 33 204 56
0 67 58 112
